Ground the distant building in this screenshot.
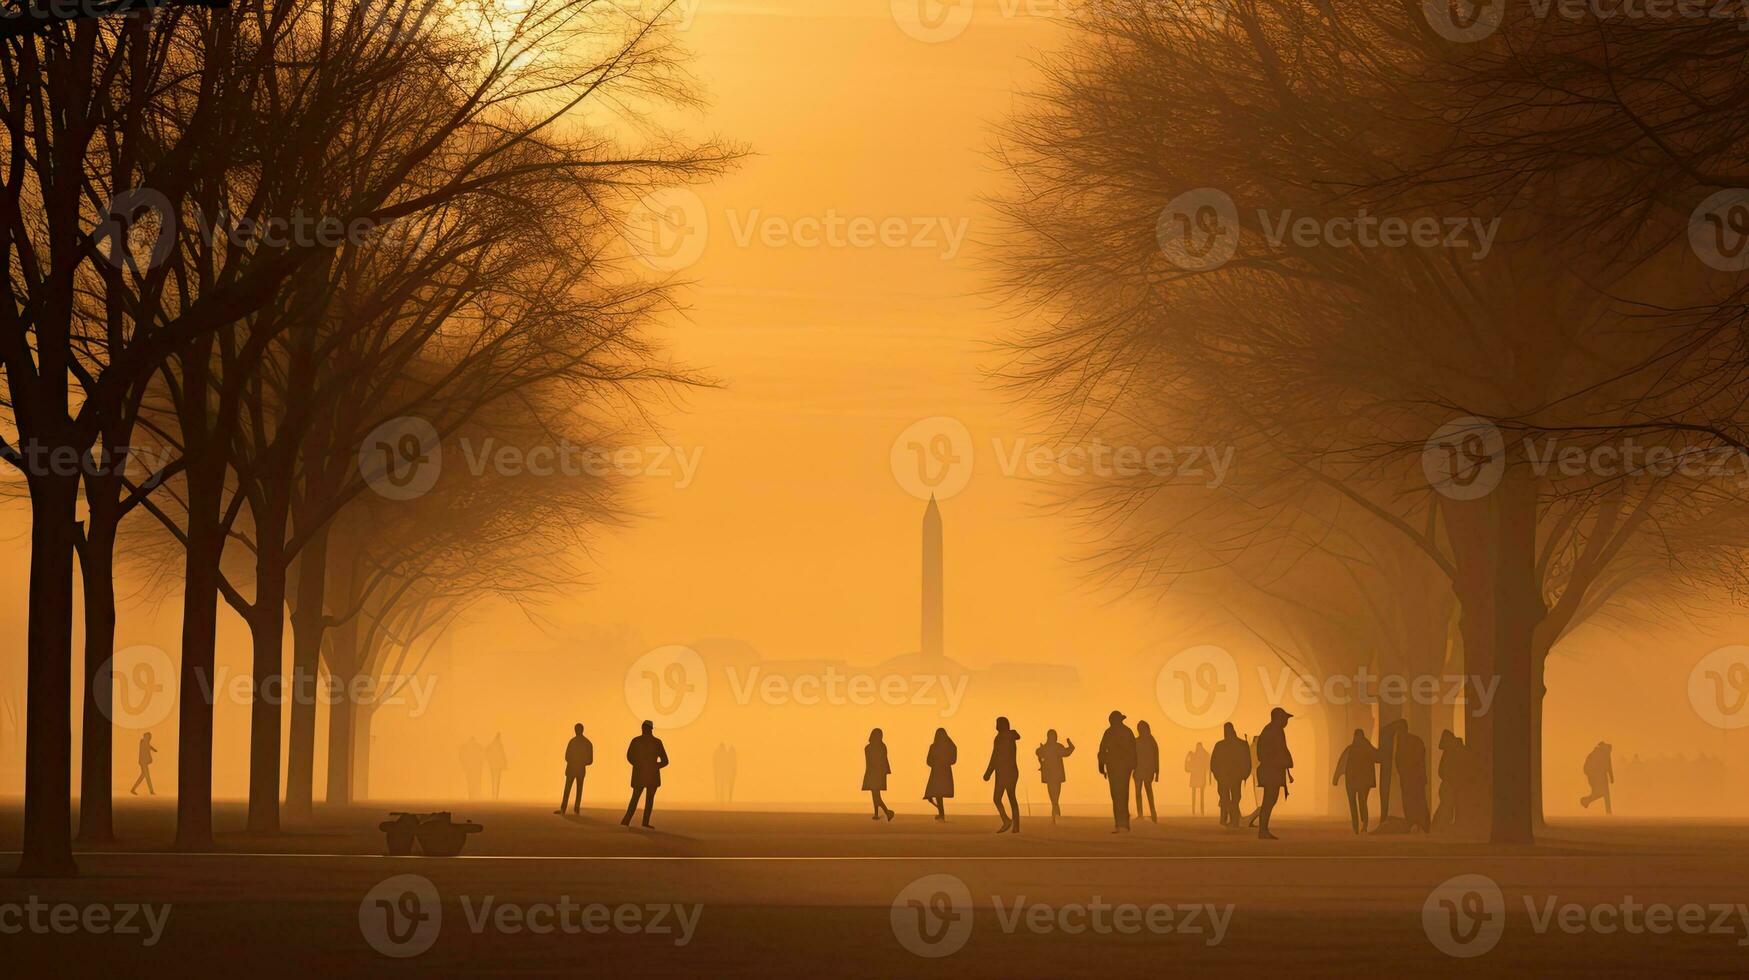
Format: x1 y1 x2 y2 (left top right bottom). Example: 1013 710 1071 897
923 495 943 662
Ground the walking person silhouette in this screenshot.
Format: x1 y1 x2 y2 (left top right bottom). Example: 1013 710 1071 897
1580 740 1615 814
984 717 1021 833
924 727 956 821
622 720 669 828
555 723 594 815
1332 728 1379 834
1036 730 1075 823
130 732 157 795
1209 723 1251 828
864 728 896 821
1255 707 1294 840
1133 720 1160 822
1097 710 1137 833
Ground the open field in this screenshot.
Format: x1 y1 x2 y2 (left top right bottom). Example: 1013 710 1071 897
3 802 1747 976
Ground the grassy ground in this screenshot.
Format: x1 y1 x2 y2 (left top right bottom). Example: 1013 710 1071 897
2 800 1746 976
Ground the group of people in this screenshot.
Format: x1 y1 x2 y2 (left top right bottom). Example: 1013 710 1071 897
546 717 1617 836
553 721 670 828
861 706 1300 838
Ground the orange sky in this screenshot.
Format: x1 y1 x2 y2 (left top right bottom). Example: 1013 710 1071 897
3 1 1747 814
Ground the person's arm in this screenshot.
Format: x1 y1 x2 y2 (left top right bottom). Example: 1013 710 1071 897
1064 739 1075 756
983 744 996 781
1096 734 1107 775
1333 747 1349 785
657 741 669 769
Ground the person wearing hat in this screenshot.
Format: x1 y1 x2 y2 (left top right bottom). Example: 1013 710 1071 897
1096 709 1138 832
1254 706 1295 840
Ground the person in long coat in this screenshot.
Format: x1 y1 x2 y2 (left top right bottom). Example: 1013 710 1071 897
924 728 957 820
1035 730 1076 822
864 728 895 821
621 720 669 828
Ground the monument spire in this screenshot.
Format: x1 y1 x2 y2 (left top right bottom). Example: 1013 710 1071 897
922 494 943 661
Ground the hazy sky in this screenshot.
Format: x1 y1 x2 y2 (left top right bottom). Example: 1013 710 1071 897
3 1 1745 812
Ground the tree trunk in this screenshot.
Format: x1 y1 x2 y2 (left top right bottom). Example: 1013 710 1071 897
1530 648 1548 831
19 472 81 877
353 702 375 802
245 501 290 834
1488 465 1541 846
325 676 356 806
174 460 226 850
284 525 330 822
76 506 119 844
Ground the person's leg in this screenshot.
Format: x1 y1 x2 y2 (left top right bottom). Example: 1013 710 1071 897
1005 784 1020 832
1047 782 1061 820
131 769 144 795
1346 788 1360 833
1359 788 1371 832
993 783 1010 829
1259 785 1280 837
1133 774 1143 815
1144 781 1156 821
642 786 657 826
576 772 585 813
145 768 154 795
623 788 642 825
